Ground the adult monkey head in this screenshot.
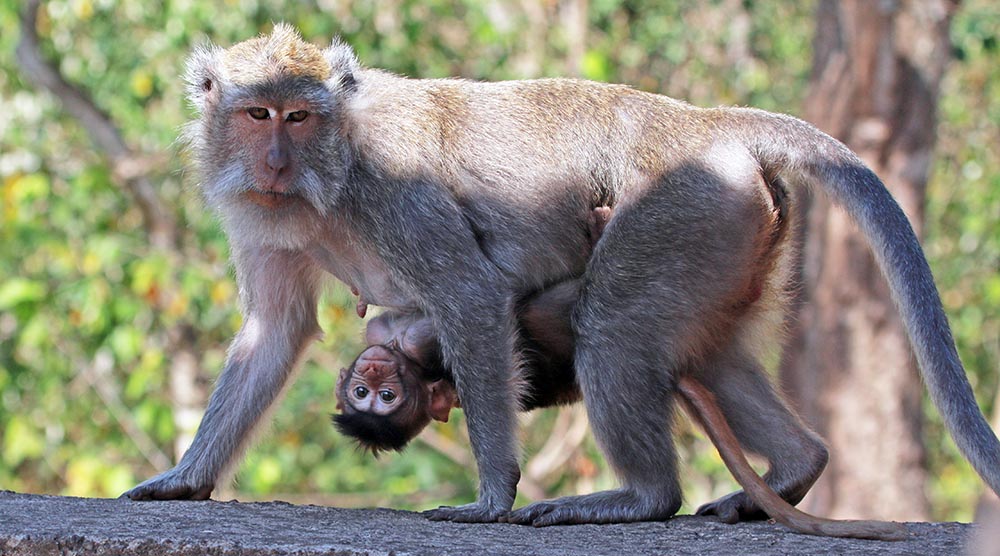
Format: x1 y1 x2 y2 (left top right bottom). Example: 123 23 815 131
183 23 356 249
125 23 1000 529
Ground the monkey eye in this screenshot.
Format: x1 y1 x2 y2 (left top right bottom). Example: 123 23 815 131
286 110 309 123
379 390 397 403
247 107 270 120
353 386 369 399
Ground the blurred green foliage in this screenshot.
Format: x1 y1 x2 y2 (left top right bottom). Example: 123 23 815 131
0 0 996 521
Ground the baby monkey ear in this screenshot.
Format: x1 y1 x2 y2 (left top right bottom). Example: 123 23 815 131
427 380 460 423
335 367 351 411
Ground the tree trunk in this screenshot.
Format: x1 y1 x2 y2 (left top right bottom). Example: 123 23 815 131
779 0 958 521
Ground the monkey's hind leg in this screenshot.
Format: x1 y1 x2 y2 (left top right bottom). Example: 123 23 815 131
509 164 769 526
689 345 828 523
678 376 908 541
504 298 685 526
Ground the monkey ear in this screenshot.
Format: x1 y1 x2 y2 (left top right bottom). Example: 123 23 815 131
335 367 351 411
427 380 459 423
185 44 225 113
323 38 359 93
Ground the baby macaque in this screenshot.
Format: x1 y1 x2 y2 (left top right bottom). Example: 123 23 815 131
334 269 907 541
334 278 584 452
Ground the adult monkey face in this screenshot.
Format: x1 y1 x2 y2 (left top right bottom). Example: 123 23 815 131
238 104 314 209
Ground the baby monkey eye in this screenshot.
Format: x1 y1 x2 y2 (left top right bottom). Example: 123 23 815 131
247 107 270 120
353 386 369 399
379 390 397 403
286 110 309 122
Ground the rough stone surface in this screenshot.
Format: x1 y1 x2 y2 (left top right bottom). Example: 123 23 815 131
0 491 977 555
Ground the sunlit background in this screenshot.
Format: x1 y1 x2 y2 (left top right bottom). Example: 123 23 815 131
0 0 997 522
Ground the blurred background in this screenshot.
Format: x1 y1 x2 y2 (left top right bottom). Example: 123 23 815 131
0 0 997 522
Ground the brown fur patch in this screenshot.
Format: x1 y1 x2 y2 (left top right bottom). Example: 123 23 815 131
223 23 330 84
733 170 790 313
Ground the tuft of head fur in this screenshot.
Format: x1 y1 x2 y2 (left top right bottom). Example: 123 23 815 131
223 23 331 85
332 412 417 455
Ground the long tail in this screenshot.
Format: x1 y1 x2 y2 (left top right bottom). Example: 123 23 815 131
739 108 1000 498
679 376 909 541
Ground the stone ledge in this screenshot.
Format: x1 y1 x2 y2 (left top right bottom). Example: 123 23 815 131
0 491 975 555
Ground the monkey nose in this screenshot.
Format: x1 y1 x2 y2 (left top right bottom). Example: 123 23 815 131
265 147 289 174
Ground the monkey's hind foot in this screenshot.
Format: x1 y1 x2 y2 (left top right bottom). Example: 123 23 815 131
122 469 214 501
696 490 768 523
504 489 681 526
423 501 509 523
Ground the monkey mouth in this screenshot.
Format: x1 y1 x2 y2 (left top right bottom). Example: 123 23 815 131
245 189 299 209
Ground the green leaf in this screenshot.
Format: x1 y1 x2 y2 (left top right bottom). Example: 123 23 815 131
0 278 46 310
3 417 45 467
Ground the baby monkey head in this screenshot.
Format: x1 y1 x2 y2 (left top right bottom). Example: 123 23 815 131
334 343 458 455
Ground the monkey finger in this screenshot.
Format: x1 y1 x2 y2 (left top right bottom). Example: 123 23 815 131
123 484 189 501
187 484 214 500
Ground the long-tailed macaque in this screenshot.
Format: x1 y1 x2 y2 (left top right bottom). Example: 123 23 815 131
336 290 907 540
125 24 1000 527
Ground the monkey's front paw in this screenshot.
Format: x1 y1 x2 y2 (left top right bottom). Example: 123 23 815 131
696 491 766 523
423 501 508 523
122 470 214 501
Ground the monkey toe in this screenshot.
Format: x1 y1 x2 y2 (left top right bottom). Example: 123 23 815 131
505 502 556 525
696 491 767 523
423 501 507 523
530 505 592 527
696 500 740 524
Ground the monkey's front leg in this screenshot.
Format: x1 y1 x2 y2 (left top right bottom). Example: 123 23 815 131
351 180 522 522
421 293 522 522
125 248 322 501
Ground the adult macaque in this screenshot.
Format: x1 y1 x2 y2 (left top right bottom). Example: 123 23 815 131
126 25 1000 528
